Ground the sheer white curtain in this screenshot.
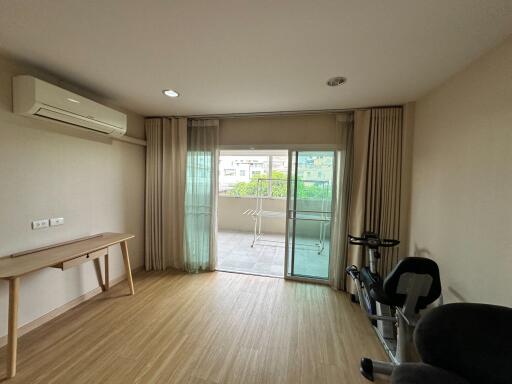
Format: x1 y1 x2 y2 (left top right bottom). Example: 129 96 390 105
145 117 188 270
184 119 219 272
329 113 354 290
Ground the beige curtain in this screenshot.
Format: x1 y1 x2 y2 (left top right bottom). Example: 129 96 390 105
344 107 403 291
365 108 403 277
145 117 188 271
329 112 354 290
345 110 371 291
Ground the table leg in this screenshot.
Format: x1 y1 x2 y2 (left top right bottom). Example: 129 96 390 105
120 241 135 295
7 277 20 378
104 253 109 291
93 259 105 292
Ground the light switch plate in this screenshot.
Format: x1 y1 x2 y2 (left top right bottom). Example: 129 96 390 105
50 217 64 226
32 219 49 230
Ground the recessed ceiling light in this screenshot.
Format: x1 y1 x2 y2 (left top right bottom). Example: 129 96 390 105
162 89 179 98
326 76 347 87
67 97 80 103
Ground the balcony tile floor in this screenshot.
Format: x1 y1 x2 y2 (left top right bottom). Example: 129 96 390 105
217 231 285 277
217 231 330 279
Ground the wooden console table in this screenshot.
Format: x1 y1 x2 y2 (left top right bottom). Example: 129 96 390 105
0 232 135 378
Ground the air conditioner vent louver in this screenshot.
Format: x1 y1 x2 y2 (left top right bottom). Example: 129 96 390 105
13 75 127 137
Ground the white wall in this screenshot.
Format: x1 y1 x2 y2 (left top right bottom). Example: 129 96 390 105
0 55 146 338
409 36 512 306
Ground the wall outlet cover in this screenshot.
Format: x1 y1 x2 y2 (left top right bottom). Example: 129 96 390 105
50 217 64 226
32 219 49 230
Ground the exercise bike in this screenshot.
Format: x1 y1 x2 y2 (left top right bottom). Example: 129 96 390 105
346 232 442 381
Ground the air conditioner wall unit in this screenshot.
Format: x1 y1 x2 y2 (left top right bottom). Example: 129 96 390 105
12 75 127 137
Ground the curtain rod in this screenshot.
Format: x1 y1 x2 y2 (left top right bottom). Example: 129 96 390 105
187 108 355 119
152 105 403 120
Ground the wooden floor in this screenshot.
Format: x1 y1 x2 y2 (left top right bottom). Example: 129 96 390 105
0 271 389 384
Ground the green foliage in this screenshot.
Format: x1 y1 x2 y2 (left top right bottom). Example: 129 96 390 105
228 170 287 197
227 170 330 199
295 180 331 200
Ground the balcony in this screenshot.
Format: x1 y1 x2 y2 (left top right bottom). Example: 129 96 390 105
217 196 330 279
217 195 285 277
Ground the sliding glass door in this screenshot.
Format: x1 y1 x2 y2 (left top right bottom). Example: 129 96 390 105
285 151 336 281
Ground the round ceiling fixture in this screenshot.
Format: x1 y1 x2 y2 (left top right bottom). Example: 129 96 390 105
162 89 179 98
326 76 347 87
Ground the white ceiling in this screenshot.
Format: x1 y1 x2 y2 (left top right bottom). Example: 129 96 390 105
1 0 511 116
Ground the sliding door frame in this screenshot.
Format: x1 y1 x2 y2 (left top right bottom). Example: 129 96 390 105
284 147 339 284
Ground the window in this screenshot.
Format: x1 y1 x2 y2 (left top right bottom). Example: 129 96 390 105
219 150 288 198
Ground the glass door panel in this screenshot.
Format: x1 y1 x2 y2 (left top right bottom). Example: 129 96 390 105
286 151 335 280
286 150 297 276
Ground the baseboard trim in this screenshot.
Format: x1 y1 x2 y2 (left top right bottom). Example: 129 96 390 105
0 266 143 348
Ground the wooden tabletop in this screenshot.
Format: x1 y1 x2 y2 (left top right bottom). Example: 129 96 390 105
0 232 134 279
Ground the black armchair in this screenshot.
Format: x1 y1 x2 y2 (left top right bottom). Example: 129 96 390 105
391 303 512 384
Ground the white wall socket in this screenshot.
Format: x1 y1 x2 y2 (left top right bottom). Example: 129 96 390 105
50 217 64 226
32 219 49 230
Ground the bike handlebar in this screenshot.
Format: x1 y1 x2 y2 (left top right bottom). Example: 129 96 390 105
346 265 359 280
381 239 400 247
348 234 400 248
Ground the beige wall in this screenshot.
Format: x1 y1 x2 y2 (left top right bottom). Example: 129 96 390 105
219 114 340 147
218 195 332 239
409 36 512 306
0 55 146 338
218 196 286 234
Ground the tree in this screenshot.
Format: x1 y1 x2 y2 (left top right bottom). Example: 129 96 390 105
228 170 331 200
228 170 287 197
